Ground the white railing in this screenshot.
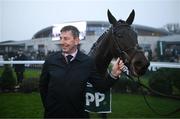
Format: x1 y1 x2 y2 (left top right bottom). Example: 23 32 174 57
0 61 180 71
0 61 44 68
149 61 180 71
0 61 44 64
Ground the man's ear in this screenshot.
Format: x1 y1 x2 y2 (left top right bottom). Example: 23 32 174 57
75 37 80 45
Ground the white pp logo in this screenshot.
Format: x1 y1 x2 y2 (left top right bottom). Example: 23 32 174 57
86 92 105 107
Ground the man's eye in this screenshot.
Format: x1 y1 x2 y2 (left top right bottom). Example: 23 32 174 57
64 38 68 40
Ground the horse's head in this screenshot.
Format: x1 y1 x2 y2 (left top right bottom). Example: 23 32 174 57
107 9 150 76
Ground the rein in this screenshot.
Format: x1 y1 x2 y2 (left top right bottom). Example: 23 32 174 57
122 69 180 116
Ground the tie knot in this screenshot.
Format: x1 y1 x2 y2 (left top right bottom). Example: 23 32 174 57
66 55 73 63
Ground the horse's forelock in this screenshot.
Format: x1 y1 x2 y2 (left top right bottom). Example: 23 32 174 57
117 19 126 24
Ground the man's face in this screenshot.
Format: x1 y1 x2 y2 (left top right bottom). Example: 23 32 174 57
60 31 79 54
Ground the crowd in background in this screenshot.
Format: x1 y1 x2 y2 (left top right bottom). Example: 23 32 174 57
0 50 58 61
0 48 180 63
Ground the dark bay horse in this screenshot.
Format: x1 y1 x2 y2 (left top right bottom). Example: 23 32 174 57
88 9 150 77
87 10 180 117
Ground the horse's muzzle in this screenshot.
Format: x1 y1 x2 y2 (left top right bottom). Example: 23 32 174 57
131 59 150 76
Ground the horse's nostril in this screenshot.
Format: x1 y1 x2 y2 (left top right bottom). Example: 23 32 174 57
134 60 149 72
136 60 150 73
134 60 150 68
134 61 143 67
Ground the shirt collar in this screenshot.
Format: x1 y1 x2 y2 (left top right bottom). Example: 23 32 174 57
63 49 78 61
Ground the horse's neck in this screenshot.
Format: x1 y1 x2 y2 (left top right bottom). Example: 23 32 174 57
95 46 113 76
88 31 113 76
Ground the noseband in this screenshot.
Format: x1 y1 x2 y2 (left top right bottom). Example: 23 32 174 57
111 26 143 64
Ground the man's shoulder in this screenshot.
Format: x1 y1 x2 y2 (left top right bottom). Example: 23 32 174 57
77 50 93 62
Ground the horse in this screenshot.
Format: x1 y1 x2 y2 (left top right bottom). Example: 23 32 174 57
88 9 150 77
87 10 180 117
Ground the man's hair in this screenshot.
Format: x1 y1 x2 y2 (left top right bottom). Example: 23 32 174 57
60 25 80 38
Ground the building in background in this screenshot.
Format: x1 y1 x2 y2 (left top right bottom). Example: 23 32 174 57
1 21 179 62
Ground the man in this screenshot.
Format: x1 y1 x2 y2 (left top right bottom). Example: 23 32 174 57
39 25 124 118
14 50 26 88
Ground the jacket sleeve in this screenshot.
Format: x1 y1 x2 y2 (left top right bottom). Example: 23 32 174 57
88 59 118 92
39 59 49 107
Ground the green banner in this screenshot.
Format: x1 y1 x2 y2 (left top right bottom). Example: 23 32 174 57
85 82 111 113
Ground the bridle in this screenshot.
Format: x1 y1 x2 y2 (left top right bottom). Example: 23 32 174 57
110 25 144 65
110 24 180 116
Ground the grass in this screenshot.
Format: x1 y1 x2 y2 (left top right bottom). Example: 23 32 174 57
0 67 180 118
109 93 180 118
24 68 41 79
0 92 180 118
0 92 43 118
0 67 41 80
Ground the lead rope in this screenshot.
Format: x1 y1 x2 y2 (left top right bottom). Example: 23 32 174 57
122 71 180 116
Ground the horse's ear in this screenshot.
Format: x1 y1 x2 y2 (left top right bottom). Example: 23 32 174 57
107 9 117 26
126 9 135 25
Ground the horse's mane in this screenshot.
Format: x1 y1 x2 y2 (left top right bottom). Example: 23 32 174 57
88 28 111 57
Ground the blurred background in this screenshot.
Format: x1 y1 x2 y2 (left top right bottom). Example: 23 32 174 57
0 0 180 62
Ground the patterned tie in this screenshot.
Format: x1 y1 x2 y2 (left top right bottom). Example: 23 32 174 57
66 55 73 63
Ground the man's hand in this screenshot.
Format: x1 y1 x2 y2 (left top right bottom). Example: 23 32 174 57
111 58 125 78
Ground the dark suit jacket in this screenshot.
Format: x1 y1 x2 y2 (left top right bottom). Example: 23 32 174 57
39 50 117 118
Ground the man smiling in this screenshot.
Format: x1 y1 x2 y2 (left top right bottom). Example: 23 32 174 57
39 25 124 118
